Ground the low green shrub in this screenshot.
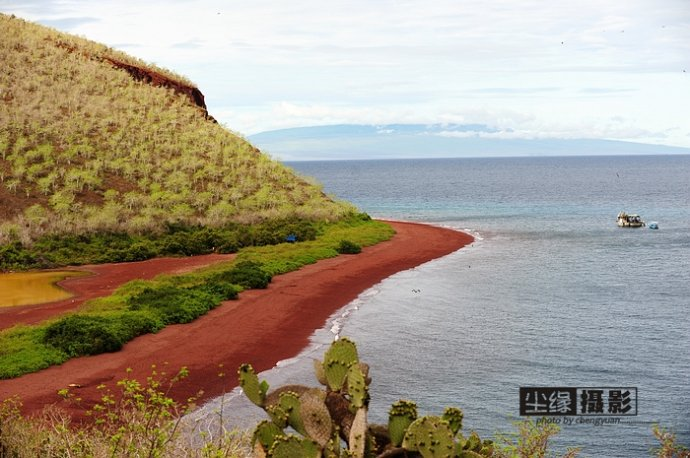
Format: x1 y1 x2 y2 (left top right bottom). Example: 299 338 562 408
196 281 241 300
336 239 362 254
122 242 156 262
42 313 162 357
0 243 38 270
44 315 123 356
210 260 272 290
127 285 221 325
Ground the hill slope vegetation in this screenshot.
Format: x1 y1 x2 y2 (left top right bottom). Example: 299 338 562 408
0 14 353 245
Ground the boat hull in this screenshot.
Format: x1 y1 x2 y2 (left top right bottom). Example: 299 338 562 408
617 220 645 228
617 211 645 228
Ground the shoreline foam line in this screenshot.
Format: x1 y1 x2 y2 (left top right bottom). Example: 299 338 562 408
0 221 474 419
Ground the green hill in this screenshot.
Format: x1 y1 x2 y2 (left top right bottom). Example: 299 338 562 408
0 14 353 247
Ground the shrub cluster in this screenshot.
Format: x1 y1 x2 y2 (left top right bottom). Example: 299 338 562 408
336 239 362 254
42 261 265 357
127 285 221 326
208 260 271 290
0 243 37 271
43 312 163 357
0 218 322 271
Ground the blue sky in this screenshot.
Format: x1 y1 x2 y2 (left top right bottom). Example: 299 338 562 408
3 0 690 148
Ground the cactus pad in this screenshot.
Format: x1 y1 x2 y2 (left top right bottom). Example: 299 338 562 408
442 407 464 435
462 431 481 452
276 391 306 436
323 337 358 391
251 420 283 453
402 415 456 458
313 358 328 386
388 399 418 447
348 407 368 458
300 388 333 446
269 434 320 458
266 404 289 429
346 364 369 411
238 363 267 407
265 384 310 409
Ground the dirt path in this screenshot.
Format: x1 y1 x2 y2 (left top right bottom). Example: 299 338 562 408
0 221 473 418
0 253 235 330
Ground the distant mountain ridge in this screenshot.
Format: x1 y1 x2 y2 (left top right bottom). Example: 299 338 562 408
250 124 690 161
251 123 500 140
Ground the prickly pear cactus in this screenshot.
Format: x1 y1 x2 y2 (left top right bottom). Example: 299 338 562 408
251 420 283 454
322 337 358 391
457 431 494 457
268 435 320 458
239 337 501 458
462 431 481 452
346 363 369 411
266 403 289 429
348 407 368 458
323 430 342 458
313 358 328 386
300 389 333 447
238 363 268 407
442 407 464 435
277 391 306 436
402 415 456 458
388 400 418 447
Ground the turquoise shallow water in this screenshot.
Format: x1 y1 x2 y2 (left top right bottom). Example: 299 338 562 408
192 155 690 457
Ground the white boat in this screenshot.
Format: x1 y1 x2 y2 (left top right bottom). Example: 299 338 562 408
617 211 645 228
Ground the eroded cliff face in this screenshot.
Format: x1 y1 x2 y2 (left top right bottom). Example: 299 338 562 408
53 38 215 121
103 57 216 122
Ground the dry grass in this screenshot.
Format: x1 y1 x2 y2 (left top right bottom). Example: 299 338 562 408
0 13 355 244
0 367 252 457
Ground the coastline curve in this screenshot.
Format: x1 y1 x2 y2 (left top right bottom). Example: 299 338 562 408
0 220 473 419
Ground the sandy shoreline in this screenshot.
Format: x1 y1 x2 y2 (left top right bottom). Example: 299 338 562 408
0 221 473 418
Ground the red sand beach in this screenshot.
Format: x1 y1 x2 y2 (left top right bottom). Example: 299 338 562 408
0 221 473 417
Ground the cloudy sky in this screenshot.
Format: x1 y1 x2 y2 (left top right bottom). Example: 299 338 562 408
3 0 690 147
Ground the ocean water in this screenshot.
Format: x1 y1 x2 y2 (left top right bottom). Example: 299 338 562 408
190 155 690 457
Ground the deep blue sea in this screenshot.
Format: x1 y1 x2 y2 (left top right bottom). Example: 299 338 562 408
191 155 690 457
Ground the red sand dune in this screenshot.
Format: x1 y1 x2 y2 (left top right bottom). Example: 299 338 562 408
0 221 473 418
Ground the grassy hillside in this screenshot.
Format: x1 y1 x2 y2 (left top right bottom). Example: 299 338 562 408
0 14 354 246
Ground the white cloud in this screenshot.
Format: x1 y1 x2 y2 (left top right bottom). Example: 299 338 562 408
3 0 690 149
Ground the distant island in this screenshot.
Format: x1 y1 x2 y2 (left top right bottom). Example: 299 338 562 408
249 123 690 161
